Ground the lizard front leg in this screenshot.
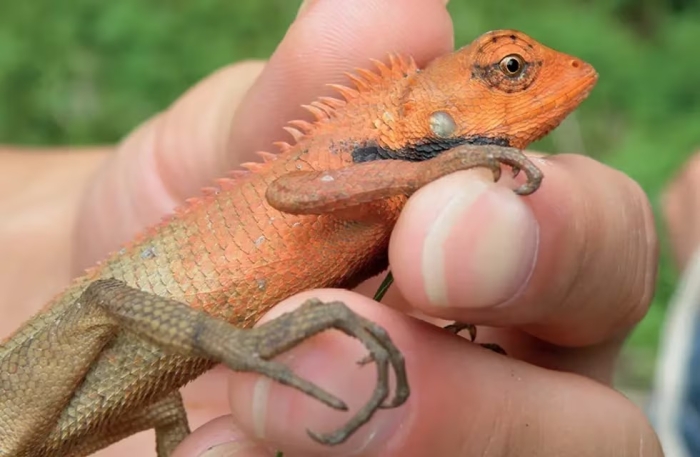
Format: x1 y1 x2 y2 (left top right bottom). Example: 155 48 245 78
265 143 542 215
82 278 409 447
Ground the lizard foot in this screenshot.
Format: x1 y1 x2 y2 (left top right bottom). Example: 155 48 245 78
482 146 543 195
82 280 408 447
245 298 409 445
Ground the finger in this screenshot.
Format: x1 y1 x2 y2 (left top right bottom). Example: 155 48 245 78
226 289 662 457
171 416 270 457
73 61 265 270
389 153 658 347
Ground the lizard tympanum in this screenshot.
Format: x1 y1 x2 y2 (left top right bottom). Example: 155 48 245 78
0 30 597 456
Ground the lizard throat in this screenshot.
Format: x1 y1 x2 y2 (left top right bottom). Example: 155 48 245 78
351 136 511 163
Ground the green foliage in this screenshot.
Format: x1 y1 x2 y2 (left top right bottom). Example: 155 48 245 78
2 0 698 384
0 0 299 144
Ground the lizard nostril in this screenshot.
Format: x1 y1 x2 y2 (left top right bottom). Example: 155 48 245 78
570 59 581 69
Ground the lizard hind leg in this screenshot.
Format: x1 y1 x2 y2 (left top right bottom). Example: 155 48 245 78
0 291 119 457
83 279 409 447
68 391 190 457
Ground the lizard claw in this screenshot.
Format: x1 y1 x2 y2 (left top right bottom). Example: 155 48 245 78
480 342 508 355
357 353 374 366
232 299 409 446
511 165 521 178
485 146 543 196
487 156 503 183
443 322 507 355
444 322 477 341
514 178 542 196
241 359 349 411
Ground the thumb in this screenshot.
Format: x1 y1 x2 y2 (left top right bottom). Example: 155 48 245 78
72 61 265 272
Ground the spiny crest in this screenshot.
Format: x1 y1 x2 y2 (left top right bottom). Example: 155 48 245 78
240 162 266 172
311 100 334 117
279 52 417 147
215 177 238 191
282 126 305 142
300 104 328 121
201 186 219 196
227 169 250 179
129 52 421 232
369 58 392 77
273 141 293 154
333 52 418 98
170 197 200 218
318 96 345 109
269 52 419 165
287 119 314 133
327 83 359 101
255 150 278 163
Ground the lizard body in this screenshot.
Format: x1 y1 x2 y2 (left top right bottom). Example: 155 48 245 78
0 30 597 456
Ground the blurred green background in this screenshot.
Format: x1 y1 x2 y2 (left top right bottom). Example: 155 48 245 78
2 0 699 389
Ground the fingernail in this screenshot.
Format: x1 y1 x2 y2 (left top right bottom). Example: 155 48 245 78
199 441 258 457
422 172 539 308
250 373 273 439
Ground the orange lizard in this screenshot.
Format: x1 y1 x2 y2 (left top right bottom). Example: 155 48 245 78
0 29 597 456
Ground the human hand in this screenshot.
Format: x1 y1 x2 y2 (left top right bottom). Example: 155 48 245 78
177 1 657 455
10 0 660 455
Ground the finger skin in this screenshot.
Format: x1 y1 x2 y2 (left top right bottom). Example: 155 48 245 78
0 149 106 336
390 153 658 348
171 416 270 457
174 289 662 457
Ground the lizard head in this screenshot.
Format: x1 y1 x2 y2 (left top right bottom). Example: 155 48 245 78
404 29 598 151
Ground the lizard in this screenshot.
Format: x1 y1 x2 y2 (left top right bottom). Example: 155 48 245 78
0 29 597 457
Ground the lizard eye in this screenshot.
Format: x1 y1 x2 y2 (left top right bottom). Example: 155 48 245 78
499 54 525 77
